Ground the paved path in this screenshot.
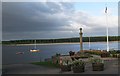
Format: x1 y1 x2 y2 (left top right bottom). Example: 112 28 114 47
2 58 119 74
3 64 60 74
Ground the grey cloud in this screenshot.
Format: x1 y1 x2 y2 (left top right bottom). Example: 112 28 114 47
3 2 73 33
2 2 75 40
2 2 118 40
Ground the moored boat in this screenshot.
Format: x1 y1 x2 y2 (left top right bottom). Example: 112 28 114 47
16 52 24 55
30 40 40 52
30 49 39 52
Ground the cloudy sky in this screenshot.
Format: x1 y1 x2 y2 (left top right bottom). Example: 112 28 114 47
2 2 118 40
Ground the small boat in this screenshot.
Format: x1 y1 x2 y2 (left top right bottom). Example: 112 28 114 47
30 40 40 52
16 52 24 55
30 49 39 52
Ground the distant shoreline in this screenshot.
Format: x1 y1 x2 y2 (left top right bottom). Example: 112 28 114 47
3 41 119 46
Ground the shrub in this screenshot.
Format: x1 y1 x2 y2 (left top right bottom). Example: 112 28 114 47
72 60 86 73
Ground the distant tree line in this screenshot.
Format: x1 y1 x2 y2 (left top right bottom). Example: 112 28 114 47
2 36 120 45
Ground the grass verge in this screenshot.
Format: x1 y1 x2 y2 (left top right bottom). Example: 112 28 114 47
31 61 60 68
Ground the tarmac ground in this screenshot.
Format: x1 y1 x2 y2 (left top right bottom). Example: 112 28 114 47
2 58 119 74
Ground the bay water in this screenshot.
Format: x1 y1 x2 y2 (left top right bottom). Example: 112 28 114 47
2 42 119 64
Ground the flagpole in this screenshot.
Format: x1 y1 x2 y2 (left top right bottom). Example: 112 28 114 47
105 7 109 52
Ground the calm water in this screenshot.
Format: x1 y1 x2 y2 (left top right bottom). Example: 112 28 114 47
2 42 119 64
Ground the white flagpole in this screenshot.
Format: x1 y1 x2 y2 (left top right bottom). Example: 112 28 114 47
105 7 109 52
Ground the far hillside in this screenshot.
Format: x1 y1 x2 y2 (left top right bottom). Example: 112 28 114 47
2 36 120 45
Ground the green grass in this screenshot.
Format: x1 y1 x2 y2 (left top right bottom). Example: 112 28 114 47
31 61 60 68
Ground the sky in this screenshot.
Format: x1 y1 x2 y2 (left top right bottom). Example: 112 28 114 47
2 1 118 41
